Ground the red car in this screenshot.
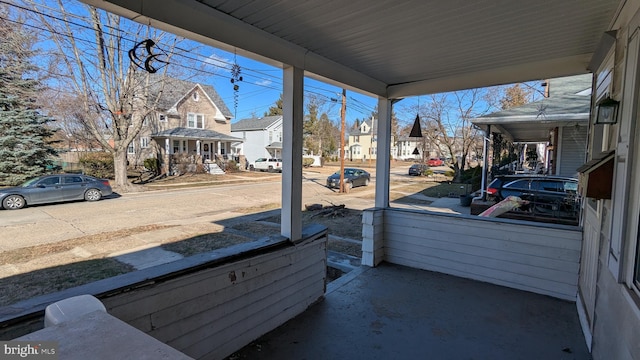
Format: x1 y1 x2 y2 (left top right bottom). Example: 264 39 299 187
427 158 444 166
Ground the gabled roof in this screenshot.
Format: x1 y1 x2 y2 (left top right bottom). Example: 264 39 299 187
472 74 593 142
152 127 242 142
349 118 377 136
149 77 233 119
231 116 283 131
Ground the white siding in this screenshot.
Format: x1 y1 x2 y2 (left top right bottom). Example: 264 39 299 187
100 234 326 360
0 230 328 357
558 125 587 178
378 209 582 301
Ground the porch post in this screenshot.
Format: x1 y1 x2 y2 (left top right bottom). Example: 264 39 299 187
281 65 304 241
217 141 221 156
482 125 491 201
164 138 171 175
196 140 201 156
375 97 392 208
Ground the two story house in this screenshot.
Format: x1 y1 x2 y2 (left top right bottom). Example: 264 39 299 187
231 115 283 165
127 77 242 173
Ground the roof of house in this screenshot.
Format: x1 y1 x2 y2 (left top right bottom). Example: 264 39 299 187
231 116 283 131
472 74 593 142
480 74 592 119
349 118 377 136
152 127 242 142
149 77 233 119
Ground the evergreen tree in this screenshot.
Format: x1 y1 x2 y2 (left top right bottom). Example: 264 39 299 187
0 10 57 186
264 93 284 116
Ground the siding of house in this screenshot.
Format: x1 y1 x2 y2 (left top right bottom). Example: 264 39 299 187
231 119 283 163
171 88 229 133
366 208 582 301
557 125 587 178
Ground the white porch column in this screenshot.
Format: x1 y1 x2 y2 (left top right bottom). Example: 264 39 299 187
375 97 392 208
164 138 170 154
217 141 221 155
196 140 201 155
281 65 304 241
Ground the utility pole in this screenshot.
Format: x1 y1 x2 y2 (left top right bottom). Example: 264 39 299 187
369 115 374 166
340 89 346 193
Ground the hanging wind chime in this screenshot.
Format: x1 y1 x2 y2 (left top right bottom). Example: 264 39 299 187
230 52 243 118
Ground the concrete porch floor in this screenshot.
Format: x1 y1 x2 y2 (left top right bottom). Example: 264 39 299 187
228 263 590 360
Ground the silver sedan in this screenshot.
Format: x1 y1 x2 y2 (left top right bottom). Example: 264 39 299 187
0 174 113 210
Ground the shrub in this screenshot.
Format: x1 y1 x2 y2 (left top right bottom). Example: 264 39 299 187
79 152 114 179
444 170 455 177
143 158 159 174
226 160 238 173
303 158 315 167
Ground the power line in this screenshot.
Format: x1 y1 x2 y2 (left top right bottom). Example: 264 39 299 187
3 1 374 116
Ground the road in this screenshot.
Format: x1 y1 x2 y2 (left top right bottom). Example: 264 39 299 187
0 169 380 252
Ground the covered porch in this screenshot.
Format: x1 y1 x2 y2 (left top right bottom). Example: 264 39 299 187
231 263 588 359
35 0 634 359
152 127 244 174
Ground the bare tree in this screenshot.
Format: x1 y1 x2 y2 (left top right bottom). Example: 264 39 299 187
420 89 494 180
22 1 184 189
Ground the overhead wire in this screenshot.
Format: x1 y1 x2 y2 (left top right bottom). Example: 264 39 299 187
2 0 376 118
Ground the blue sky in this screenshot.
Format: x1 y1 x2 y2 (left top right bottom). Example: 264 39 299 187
12 0 516 130
195 48 380 125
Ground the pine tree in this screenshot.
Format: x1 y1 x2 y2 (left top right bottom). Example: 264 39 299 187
0 12 57 185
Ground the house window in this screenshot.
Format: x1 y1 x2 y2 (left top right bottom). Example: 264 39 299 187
192 91 199 101
173 140 180 153
159 114 167 122
127 142 135 154
187 113 204 129
140 137 150 148
269 131 273 143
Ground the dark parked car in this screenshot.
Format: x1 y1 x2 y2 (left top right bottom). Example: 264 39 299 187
0 174 113 210
326 168 370 189
486 175 580 223
408 164 429 176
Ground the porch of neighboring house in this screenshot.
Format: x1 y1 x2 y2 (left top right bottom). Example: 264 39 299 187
152 129 244 175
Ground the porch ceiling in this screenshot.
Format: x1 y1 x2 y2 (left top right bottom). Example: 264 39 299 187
80 0 621 98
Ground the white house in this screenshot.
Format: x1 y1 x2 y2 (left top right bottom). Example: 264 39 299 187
231 116 283 165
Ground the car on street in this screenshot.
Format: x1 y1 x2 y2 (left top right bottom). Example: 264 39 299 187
427 158 445 166
486 175 580 223
0 174 113 210
408 164 429 176
251 158 283 172
326 168 370 189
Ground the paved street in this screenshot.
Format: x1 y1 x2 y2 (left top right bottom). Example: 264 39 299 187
0 169 378 252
